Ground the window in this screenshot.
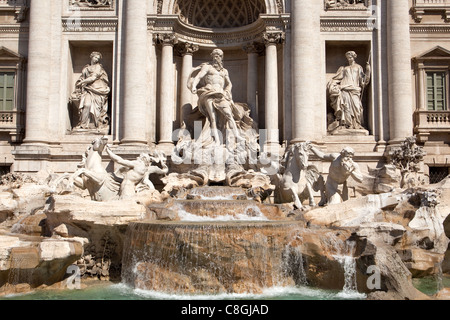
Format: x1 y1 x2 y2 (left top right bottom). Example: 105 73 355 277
427 71 447 111
429 166 449 184
0 166 10 177
0 72 15 111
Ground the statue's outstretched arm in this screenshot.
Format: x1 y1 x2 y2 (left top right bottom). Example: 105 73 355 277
106 146 134 168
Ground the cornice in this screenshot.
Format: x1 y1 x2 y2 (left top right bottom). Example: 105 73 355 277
321 18 374 32
61 17 118 32
0 24 28 34
149 14 289 48
410 24 450 34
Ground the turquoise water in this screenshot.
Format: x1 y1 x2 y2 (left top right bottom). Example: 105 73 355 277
0 282 367 301
413 275 450 296
2 276 447 301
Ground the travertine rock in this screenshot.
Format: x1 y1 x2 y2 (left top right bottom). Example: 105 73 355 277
0 233 83 296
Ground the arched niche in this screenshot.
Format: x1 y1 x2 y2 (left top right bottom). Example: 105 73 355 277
160 0 284 17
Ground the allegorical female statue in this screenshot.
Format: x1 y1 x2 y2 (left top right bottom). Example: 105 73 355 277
327 51 371 134
70 51 110 131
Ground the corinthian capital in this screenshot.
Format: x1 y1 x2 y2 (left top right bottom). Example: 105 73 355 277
262 32 285 47
243 42 265 55
155 33 178 46
175 42 199 56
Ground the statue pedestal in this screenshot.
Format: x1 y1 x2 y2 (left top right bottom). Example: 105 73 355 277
328 126 369 136
71 128 110 136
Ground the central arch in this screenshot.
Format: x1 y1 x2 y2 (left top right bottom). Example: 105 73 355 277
173 0 266 29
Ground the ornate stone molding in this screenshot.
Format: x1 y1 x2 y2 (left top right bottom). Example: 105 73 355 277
0 24 28 33
62 17 118 32
0 0 29 22
262 31 285 46
149 14 288 48
321 18 373 32
412 0 450 23
175 42 199 56
155 33 179 46
243 42 265 55
410 25 450 34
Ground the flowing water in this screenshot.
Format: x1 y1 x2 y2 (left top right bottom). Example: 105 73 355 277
0 282 366 300
0 186 372 300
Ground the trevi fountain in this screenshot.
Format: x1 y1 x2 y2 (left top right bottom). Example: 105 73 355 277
0 48 449 303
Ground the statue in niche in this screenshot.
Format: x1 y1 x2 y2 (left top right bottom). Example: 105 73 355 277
69 51 110 132
170 48 264 189
310 145 364 205
188 48 248 146
327 51 371 135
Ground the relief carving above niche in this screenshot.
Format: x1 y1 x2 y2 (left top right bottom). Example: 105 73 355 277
325 0 370 11
69 0 113 10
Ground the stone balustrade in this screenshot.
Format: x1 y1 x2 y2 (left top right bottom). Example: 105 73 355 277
414 110 450 142
412 0 450 22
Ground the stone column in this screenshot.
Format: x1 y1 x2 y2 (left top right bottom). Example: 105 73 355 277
291 0 321 143
176 42 199 127
121 0 148 145
416 62 426 111
263 32 284 151
243 43 263 122
24 0 52 144
387 0 413 143
158 34 178 152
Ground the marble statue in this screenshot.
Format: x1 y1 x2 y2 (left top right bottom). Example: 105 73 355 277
327 51 371 134
266 142 324 210
169 48 260 185
187 49 254 148
105 147 169 199
70 51 110 131
389 136 427 188
310 145 364 205
69 137 120 202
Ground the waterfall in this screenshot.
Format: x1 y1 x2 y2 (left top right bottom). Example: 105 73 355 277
283 244 308 286
332 240 364 298
334 255 357 294
121 221 301 295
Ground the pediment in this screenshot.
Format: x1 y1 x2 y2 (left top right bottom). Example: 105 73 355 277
415 46 450 60
0 46 24 61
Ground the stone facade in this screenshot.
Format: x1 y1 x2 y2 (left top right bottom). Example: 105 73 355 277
0 0 449 183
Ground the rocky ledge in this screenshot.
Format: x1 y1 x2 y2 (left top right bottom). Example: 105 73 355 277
0 173 449 299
